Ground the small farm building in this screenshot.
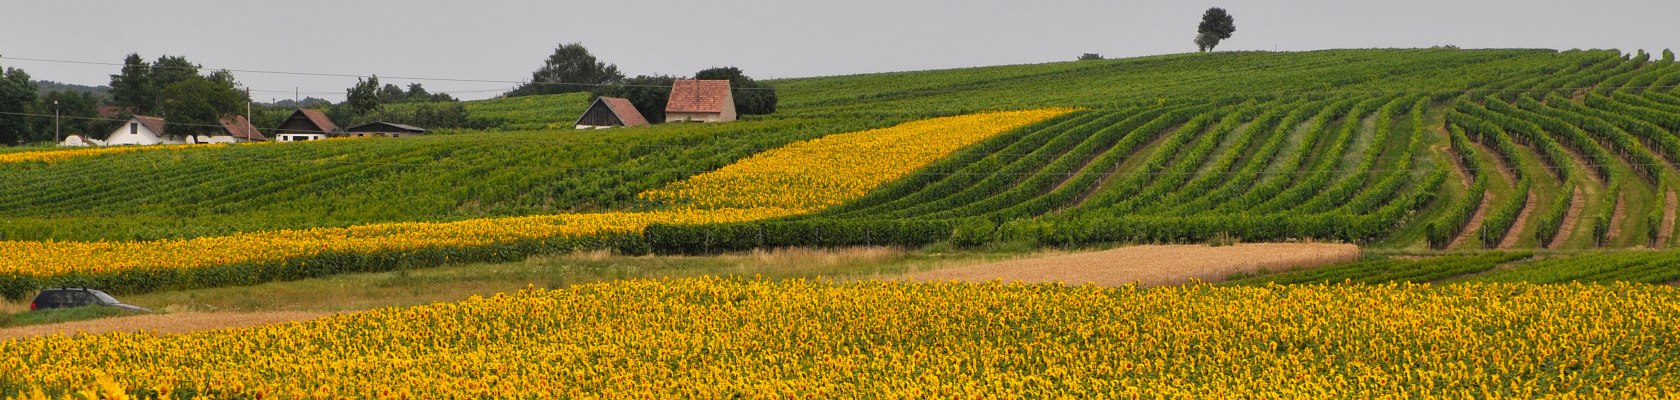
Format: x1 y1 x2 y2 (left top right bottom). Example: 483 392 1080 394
104 116 180 146
665 80 736 123
346 122 427 138
575 97 650 129
275 109 339 142
194 115 267 144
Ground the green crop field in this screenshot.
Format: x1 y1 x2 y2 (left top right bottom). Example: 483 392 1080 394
5 48 1680 291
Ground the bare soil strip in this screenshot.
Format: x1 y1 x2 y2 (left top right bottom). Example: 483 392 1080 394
1660 190 1677 248
902 243 1361 287
1549 187 1585 248
1499 192 1537 249
1449 195 1494 250
0 311 328 341
1608 193 1626 244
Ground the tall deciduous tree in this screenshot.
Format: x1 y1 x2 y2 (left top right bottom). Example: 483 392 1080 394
1195 7 1236 52
150 55 201 89
345 75 382 116
109 53 156 114
0 58 37 145
507 43 624 97
694 66 778 116
594 75 677 123
159 72 248 137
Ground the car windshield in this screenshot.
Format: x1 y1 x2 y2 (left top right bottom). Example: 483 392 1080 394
90 290 121 305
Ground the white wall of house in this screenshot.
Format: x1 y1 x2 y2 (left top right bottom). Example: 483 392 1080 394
277 133 327 142
665 110 737 123
104 120 183 146
190 135 244 144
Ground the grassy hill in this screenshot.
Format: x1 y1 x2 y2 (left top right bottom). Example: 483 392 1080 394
5 48 1680 251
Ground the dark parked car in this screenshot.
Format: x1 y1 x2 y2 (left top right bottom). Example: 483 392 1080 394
29 288 151 313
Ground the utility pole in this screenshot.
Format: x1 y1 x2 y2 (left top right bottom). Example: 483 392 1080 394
246 88 253 141
53 100 60 145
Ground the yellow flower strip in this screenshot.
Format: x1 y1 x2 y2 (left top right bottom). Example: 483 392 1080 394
0 208 802 278
5 278 1679 397
640 108 1076 210
0 144 221 164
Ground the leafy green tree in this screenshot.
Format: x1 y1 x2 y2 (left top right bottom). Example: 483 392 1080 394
378 83 407 104
150 55 201 89
594 75 677 123
1196 7 1236 52
1078 53 1103 61
345 75 382 116
507 43 624 96
159 72 248 137
406 83 430 101
0 59 37 145
109 53 156 114
30 91 100 142
694 66 777 116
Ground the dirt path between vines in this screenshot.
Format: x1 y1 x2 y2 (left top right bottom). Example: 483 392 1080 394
1549 187 1585 248
1499 192 1537 249
902 243 1361 287
1659 190 1677 248
0 311 328 341
1608 193 1626 244
1449 195 1494 250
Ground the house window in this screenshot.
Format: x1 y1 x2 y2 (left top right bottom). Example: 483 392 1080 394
130 123 138 135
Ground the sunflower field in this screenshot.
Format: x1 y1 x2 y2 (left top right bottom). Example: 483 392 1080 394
3 278 1678 398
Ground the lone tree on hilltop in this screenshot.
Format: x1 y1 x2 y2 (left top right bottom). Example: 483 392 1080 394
1078 53 1104 61
1195 7 1236 52
507 43 624 97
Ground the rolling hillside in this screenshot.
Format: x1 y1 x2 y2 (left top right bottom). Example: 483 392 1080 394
4 48 1680 252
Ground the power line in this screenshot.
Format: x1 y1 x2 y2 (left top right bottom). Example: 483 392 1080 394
8 54 1680 98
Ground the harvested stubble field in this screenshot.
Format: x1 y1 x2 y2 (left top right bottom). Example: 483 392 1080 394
905 243 1361 286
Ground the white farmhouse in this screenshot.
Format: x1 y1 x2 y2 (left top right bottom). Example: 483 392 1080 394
103 116 184 146
664 80 737 123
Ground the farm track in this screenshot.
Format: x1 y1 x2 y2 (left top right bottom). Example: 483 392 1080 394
902 243 1361 287
1498 192 1537 249
1608 193 1627 243
0 311 329 341
1450 196 1494 250
1661 190 1678 248
1550 187 1585 248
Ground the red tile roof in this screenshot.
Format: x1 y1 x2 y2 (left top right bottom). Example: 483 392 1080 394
132 115 167 135
219 115 268 141
665 80 732 113
297 109 338 132
600 97 650 127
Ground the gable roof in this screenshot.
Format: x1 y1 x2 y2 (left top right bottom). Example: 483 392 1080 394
132 115 166 135
289 108 338 133
218 116 267 141
346 121 427 133
665 80 732 113
600 97 650 127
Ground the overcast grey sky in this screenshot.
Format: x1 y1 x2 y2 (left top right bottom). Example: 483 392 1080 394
2 0 1675 102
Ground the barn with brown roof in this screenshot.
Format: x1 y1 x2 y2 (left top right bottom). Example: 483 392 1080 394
575 96 650 129
275 109 339 142
664 80 736 123
205 115 267 143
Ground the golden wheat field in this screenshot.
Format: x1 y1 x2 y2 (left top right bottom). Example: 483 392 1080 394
3 278 1678 398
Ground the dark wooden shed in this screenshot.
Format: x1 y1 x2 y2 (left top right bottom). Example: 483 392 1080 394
346 121 427 138
275 109 339 142
574 97 650 129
